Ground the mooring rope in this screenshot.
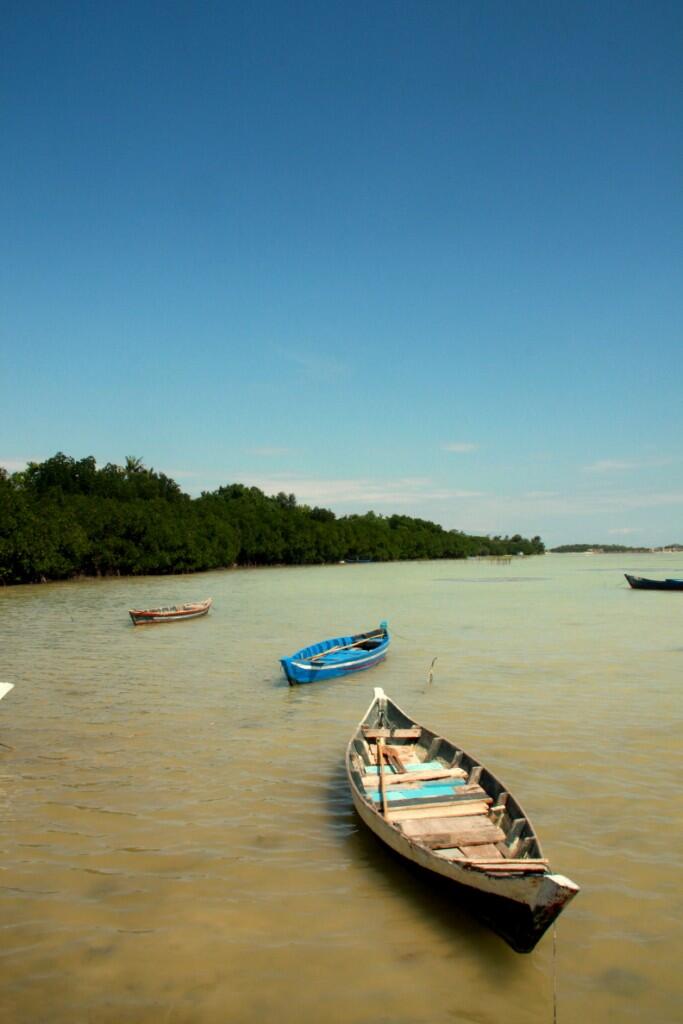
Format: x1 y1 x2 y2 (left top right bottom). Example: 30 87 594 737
552 923 558 1024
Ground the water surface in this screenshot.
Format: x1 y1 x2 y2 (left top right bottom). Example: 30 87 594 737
1 554 681 1022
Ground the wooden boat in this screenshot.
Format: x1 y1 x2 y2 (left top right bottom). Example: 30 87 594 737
280 622 389 685
346 688 579 953
625 573 683 591
128 598 212 625
0 682 14 702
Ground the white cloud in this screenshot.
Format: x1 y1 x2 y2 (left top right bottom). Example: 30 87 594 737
239 474 485 506
584 456 675 473
442 442 479 453
247 447 292 457
584 459 640 473
0 457 38 472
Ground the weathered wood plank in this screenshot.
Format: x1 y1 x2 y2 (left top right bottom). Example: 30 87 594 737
362 765 467 788
382 783 490 808
433 851 549 872
421 830 501 851
467 860 549 873
388 800 491 823
425 737 444 761
362 727 422 739
458 843 502 860
385 748 407 773
400 816 501 840
399 815 505 846
506 818 527 843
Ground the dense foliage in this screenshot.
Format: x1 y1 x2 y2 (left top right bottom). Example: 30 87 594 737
0 454 545 584
550 543 664 553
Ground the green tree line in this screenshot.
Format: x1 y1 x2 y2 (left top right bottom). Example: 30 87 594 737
0 453 544 583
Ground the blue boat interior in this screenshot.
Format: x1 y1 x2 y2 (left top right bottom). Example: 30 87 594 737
289 622 389 665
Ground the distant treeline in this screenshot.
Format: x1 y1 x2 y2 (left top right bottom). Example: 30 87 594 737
551 543 681 554
0 453 545 584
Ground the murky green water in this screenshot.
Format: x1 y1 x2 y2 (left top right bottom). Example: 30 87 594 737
1 554 681 1023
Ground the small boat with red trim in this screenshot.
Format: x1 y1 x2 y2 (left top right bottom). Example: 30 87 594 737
128 598 212 625
346 688 579 953
280 622 389 684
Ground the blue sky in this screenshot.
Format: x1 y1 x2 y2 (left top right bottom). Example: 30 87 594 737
2 1 682 546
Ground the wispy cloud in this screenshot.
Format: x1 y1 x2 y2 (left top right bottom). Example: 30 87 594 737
584 456 675 473
239 474 485 506
442 442 479 453
247 447 293 457
584 459 640 473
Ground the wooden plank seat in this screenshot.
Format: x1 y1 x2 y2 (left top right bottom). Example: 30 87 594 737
365 759 446 775
388 799 491 823
369 782 490 809
362 727 422 739
368 781 465 804
362 765 467 788
398 813 505 851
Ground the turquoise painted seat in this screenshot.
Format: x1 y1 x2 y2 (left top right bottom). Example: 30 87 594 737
370 780 465 802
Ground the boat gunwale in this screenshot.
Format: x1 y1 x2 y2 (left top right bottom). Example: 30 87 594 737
286 625 390 665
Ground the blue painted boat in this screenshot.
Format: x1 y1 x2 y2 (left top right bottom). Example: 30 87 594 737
280 622 390 685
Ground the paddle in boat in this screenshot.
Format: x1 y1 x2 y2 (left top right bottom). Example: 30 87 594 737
625 573 683 591
280 622 390 685
128 598 212 625
346 688 579 953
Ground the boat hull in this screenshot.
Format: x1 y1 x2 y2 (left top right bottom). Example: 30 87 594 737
625 573 683 591
281 623 389 684
350 785 576 953
346 689 579 953
129 599 212 624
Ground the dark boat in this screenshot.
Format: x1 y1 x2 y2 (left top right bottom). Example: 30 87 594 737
625 574 683 591
128 598 212 624
346 688 579 953
280 622 389 685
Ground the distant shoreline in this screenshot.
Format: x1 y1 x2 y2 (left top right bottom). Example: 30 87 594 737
550 545 682 554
